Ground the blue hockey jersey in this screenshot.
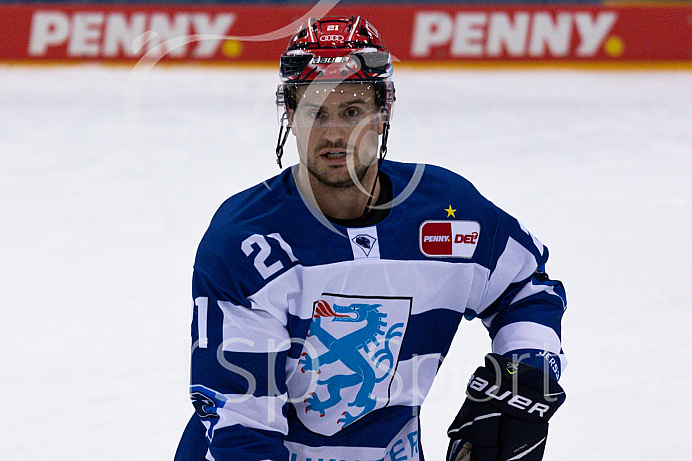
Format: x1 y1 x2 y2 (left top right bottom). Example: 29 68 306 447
188 160 566 461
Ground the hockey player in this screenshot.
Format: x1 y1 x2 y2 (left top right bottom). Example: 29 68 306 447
175 16 567 461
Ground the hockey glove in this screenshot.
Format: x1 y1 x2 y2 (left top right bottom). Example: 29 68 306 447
446 354 565 461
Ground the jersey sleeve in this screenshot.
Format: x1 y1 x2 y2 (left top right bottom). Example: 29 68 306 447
470 208 567 382
190 253 291 460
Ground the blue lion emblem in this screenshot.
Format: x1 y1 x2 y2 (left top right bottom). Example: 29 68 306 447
299 299 405 428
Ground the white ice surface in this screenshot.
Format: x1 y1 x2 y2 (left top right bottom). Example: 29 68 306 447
1 66 690 460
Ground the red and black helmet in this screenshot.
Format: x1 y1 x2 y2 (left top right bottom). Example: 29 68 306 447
274 16 395 168
277 16 395 111
280 16 393 83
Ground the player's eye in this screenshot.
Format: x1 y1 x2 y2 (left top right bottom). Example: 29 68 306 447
306 110 326 121
344 107 361 118
341 107 367 125
346 107 360 117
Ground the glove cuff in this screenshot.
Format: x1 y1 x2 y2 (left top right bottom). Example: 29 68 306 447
465 354 565 423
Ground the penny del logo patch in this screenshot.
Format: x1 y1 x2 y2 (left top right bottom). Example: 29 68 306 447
419 220 481 258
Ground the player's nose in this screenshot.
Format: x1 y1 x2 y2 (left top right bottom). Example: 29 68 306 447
320 122 348 143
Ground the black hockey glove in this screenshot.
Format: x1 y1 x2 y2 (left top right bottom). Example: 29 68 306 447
446 354 565 461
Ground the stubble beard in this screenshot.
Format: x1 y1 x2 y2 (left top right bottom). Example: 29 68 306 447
307 156 372 189
307 142 378 190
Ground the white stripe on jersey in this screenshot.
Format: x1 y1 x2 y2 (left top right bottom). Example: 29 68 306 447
213 394 289 436
246 267 302 326
519 221 545 256
478 238 538 312
492 321 561 357
510 280 566 309
247 259 490 322
219 301 290 353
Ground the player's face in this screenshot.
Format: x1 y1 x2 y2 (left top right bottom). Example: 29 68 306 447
290 83 383 189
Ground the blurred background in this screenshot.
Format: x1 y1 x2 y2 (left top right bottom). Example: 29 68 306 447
1 1 690 460
2 0 692 65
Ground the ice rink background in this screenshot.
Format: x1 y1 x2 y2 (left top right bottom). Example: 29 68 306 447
1 65 690 460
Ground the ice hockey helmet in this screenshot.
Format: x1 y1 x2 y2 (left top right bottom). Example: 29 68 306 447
274 16 395 167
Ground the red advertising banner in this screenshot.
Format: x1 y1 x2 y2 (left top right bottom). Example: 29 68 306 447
0 3 690 65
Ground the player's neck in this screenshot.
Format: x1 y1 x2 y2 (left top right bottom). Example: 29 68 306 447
295 166 380 221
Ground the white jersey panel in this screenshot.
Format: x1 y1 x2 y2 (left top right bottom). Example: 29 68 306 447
247 258 491 322
214 394 289 436
478 237 538 313
492 321 562 357
219 301 291 353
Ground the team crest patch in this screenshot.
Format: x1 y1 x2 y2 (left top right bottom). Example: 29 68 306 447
351 234 376 256
419 220 480 258
291 294 412 436
347 226 380 259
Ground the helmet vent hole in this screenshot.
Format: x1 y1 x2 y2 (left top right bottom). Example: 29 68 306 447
360 26 369 38
341 70 348 77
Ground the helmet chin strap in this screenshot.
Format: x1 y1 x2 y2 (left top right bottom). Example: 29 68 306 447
379 121 390 161
360 121 390 221
275 113 290 169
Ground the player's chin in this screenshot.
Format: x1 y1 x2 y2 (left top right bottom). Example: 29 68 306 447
322 175 358 189
312 169 360 189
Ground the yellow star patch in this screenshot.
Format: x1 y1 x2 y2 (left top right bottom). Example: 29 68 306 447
444 205 456 218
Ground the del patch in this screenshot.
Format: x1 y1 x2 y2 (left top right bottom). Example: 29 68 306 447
419 220 480 258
